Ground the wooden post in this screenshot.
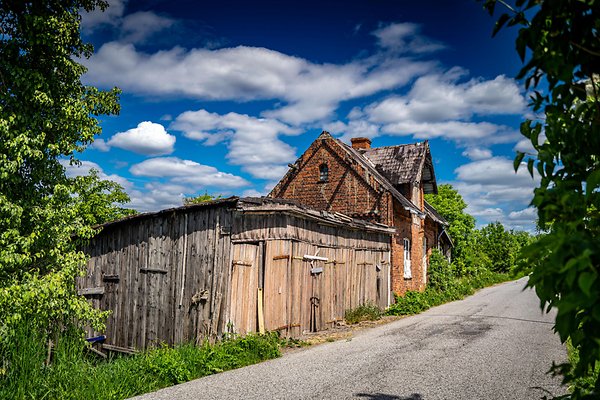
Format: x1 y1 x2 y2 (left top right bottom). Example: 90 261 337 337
257 288 265 334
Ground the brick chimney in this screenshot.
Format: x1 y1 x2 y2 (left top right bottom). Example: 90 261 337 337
351 137 371 150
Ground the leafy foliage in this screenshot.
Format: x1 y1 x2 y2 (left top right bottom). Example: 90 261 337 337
478 222 533 274
70 168 137 226
344 302 383 324
0 0 123 372
387 264 510 316
483 0 600 395
183 192 222 205
425 184 475 266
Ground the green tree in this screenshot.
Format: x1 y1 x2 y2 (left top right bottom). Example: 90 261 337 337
183 192 222 205
71 168 136 226
425 184 476 271
478 222 523 273
484 0 600 395
0 0 119 351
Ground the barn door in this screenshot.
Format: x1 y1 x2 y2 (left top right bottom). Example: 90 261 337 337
229 243 261 335
263 240 290 333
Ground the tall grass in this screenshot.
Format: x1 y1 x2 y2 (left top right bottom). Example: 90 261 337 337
0 324 281 400
344 302 383 324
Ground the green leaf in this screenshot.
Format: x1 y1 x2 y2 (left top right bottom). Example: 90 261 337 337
586 169 600 197
514 152 525 172
578 272 596 297
527 158 534 177
493 13 510 37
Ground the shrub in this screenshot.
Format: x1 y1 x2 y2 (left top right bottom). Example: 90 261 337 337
344 302 383 324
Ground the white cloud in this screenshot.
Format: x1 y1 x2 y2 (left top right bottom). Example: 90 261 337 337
120 11 175 43
171 109 299 179
454 157 536 187
451 156 539 230
366 72 525 123
381 120 519 143
324 120 381 143
108 121 175 156
342 70 526 147
130 157 249 188
462 147 492 161
372 23 445 54
84 42 434 125
241 189 264 197
61 159 132 190
89 138 111 152
80 0 126 31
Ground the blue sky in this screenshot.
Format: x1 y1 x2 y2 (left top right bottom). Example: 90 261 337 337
69 0 540 231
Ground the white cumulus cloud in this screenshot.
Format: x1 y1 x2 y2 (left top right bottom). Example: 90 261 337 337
451 156 539 230
171 109 299 179
108 121 176 156
130 157 249 188
84 42 434 125
372 22 445 54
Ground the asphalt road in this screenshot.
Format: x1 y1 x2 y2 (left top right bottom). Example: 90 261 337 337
133 278 567 400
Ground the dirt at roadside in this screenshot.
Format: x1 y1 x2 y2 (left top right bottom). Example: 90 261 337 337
280 315 404 354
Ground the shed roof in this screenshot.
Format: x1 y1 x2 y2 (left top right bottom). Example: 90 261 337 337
95 196 395 235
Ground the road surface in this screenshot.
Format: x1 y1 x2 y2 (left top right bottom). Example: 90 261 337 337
133 278 567 399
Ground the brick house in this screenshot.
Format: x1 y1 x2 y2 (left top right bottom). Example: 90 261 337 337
269 131 452 296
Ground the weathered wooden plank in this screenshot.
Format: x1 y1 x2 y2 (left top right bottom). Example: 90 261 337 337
78 287 105 296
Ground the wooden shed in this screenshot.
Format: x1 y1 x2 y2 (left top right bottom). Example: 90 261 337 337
78 197 394 352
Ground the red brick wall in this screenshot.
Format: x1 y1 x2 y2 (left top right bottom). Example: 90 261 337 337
390 202 426 295
269 135 391 225
270 133 441 297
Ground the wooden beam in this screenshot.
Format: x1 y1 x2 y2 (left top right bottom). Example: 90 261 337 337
257 288 265 334
102 344 137 354
78 287 105 296
139 268 168 274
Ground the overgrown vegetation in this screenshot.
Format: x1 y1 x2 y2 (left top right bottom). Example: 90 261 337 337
344 302 383 324
425 184 533 276
183 192 223 205
389 185 531 316
0 326 281 400
483 0 600 396
388 249 511 316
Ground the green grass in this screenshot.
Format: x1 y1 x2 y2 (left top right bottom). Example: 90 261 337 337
387 270 511 316
0 326 281 400
344 301 383 324
565 339 600 397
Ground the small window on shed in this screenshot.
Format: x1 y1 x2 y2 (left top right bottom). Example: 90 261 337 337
319 163 329 182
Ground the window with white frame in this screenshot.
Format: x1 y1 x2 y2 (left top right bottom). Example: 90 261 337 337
403 238 411 279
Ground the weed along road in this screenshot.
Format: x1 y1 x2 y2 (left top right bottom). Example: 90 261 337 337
132 278 567 400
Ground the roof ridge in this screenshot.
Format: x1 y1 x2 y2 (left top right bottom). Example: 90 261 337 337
365 142 425 151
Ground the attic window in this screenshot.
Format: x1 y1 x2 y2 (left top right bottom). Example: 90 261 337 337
319 164 329 182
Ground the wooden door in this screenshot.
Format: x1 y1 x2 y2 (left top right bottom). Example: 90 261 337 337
229 243 260 335
263 240 290 333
